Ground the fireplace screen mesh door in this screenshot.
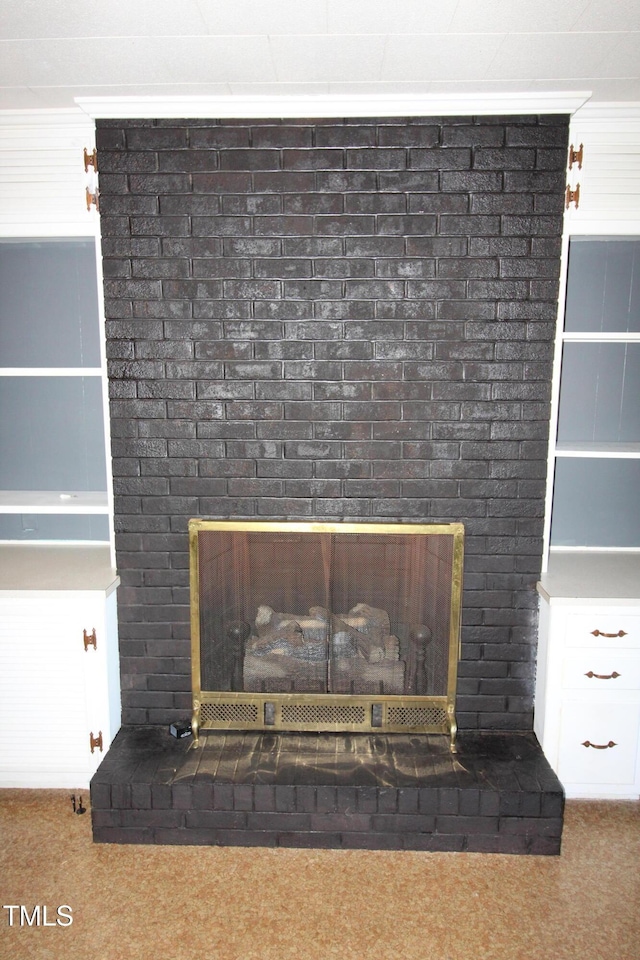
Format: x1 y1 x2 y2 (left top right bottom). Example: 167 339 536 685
189 521 464 744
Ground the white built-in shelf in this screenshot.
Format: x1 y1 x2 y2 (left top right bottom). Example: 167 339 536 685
0 543 118 593
562 332 640 342
555 442 640 458
538 552 640 604
548 235 640 553
0 368 103 377
0 490 109 514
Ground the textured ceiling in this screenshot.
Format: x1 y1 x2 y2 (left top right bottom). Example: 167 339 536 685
1 0 639 111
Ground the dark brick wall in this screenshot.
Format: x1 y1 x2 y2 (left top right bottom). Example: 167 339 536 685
96 115 568 732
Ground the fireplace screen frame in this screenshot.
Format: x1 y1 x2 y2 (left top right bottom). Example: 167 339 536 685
189 520 464 746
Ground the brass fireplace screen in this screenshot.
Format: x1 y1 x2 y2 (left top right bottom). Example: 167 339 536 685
189 521 464 745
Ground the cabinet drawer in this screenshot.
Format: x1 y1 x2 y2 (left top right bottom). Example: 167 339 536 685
563 654 640 691
558 700 640 785
565 613 640 649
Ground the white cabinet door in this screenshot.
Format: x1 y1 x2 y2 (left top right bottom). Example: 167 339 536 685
0 590 119 787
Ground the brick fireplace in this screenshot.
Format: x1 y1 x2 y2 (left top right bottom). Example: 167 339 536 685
91 114 568 852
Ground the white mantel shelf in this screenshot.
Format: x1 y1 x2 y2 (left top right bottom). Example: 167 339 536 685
0 544 119 594
75 91 592 120
537 553 640 605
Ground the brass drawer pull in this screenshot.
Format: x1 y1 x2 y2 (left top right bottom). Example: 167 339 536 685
582 740 617 750
591 629 627 638
585 671 620 680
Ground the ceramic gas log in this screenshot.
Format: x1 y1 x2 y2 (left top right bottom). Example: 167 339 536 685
189 521 464 745
244 602 405 695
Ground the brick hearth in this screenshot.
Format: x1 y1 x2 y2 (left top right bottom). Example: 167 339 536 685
91 728 564 854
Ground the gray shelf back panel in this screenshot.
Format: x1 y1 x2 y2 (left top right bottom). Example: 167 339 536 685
0 514 109 542
565 237 640 334
0 238 101 367
551 458 640 548
0 377 107 491
557 342 640 443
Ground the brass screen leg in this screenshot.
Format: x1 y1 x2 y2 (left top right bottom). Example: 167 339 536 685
448 704 458 753
192 699 201 745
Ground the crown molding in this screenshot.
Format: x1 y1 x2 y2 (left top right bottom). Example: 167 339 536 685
75 91 592 120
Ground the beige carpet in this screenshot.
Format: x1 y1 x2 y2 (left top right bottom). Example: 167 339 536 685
0 790 638 960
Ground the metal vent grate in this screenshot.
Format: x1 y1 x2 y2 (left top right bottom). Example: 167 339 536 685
281 703 366 725
387 706 448 727
200 702 259 724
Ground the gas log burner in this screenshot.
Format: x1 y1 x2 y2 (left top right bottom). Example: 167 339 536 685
190 521 464 748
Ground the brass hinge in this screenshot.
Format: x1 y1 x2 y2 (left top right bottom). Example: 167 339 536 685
565 183 580 210
83 147 99 212
83 147 98 173
83 628 97 651
85 187 99 212
568 142 584 170
90 731 103 754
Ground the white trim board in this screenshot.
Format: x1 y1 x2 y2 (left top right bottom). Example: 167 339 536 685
75 91 592 120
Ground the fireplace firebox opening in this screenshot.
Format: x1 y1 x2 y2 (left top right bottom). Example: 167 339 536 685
189 520 464 749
